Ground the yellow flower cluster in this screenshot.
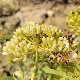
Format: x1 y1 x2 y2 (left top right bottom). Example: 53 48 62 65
2 21 68 62
41 36 67 53
65 6 80 36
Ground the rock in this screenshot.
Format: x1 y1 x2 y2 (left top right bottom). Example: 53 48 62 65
47 10 54 17
14 71 22 77
11 17 21 27
44 16 69 33
20 8 46 25
0 0 20 16
63 4 77 15
1 16 21 28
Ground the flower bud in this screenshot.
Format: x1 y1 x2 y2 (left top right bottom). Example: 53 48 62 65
2 52 8 55
75 23 78 26
47 37 51 45
6 41 10 47
13 58 22 62
37 25 40 34
52 40 57 51
51 28 55 35
74 41 78 46
77 30 80 33
75 33 80 36
15 48 22 57
30 27 35 36
24 47 28 54
70 19 74 23
65 19 68 22
59 44 63 50
3 46 7 52
48 26 51 33
27 42 31 48
77 18 80 22
22 40 26 45
69 29 74 32
78 6 80 10
78 27 80 30
58 29 62 36
68 25 73 28
15 28 23 36
73 28 77 31
19 42 23 47
51 37 54 41
55 28 58 32
42 37 47 46
11 43 16 48
45 26 48 32
23 56 27 62
59 37 63 41
58 47 62 51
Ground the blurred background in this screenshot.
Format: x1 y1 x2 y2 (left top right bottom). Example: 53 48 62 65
0 0 80 79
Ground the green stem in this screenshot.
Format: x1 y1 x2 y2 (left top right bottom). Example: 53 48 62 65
73 35 77 40
47 74 52 80
31 49 39 80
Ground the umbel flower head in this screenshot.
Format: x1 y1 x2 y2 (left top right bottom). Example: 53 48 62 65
2 21 68 62
65 6 80 36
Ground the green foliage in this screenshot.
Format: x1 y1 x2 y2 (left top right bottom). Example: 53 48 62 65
0 76 22 80
0 76 14 80
75 61 80 71
55 62 80 80
37 67 76 80
14 63 24 78
37 68 63 77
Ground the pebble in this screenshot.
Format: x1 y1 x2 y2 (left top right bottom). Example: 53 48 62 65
47 10 54 17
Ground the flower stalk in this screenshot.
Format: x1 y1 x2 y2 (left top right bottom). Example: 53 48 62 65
31 49 39 80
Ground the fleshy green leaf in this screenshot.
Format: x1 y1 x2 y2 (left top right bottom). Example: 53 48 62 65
37 68 64 77
66 76 76 80
75 62 80 71
37 68 76 80
0 76 22 80
0 76 14 80
14 63 24 78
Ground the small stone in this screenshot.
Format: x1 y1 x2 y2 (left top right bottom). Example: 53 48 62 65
14 71 21 77
47 10 54 17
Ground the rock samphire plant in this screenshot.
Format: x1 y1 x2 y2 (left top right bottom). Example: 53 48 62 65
2 6 80 80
